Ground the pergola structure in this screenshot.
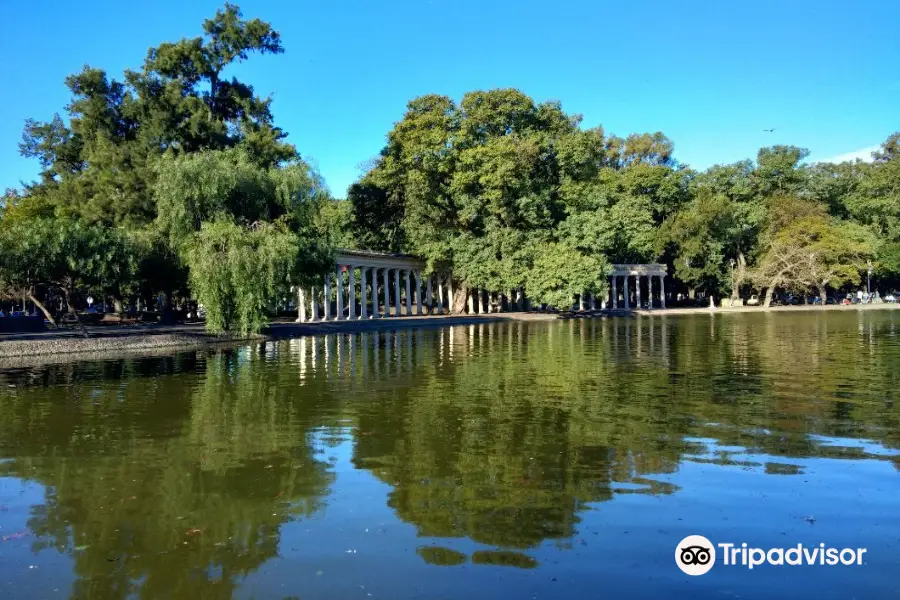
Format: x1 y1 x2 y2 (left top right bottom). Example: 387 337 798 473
608 263 667 309
294 252 668 320
295 250 454 322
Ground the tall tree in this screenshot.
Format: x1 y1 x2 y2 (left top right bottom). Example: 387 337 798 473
17 3 293 228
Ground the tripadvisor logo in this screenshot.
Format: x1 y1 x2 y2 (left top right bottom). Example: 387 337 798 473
675 535 867 576
676 535 716 575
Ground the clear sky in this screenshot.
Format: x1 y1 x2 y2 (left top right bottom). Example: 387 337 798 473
1 0 897 197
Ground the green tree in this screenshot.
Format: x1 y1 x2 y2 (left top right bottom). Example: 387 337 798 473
150 147 331 332
183 219 302 335
753 210 872 306
0 218 139 333
17 3 292 228
351 89 689 309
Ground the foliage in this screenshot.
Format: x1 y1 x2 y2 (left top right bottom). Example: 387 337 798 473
183 218 301 334
351 89 689 309
0 217 139 313
152 147 328 247
524 243 610 308
5 2 900 320
17 4 292 228
753 209 873 304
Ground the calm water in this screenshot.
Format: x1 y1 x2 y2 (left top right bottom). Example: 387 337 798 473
1 312 899 599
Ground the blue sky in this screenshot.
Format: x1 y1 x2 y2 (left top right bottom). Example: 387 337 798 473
1 0 897 197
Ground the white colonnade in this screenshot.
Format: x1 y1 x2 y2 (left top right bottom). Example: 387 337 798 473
295 250 457 322
606 263 667 310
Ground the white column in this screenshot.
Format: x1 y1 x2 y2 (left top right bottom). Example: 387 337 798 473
394 269 402 316
405 270 413 316
296 288 307 322
467 289 475 313
437 278 445 315
382 269 390 318
426 274 434 314
612 276 618 309
414 270 423 315
359 267 368 319
370 268 379 318
324 273 332 320
659 275 666 309
348 266 357 320
311 286 319 321
579 293 587 311
635 276 640 308
624 276 630 310
336 266 345 319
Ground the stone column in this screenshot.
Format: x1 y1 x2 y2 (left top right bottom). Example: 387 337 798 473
383 269 390 317
414 270 423 315
612 276 618 309
426 274 434 314
348 266 357 320
324 273 332 320
370 269 379 318
405 270 413 316
336 266 345 319
624 275 630 310
311 287 319 321
296 288 307 322
393 269 402 316
659 275 666 309
369 267 381 319
359 267 368 319
636 275 642 309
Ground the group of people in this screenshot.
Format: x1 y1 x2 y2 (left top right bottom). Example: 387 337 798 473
842 290 896 305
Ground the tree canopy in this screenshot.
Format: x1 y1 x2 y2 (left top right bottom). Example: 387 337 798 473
3 4 899 327
2 4 334 332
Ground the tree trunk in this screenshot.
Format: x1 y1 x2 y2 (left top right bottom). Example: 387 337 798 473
763 281 778 308
27 292 57 328
450 282 470 315
159 291 176 325
112 296 125 316
731 251 747 302
817 284 827 305
63 289 89 339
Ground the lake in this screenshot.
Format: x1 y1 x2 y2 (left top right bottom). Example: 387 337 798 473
1 312 898 599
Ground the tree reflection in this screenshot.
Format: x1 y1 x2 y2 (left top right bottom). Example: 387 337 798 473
350 314 900 553
0 348 335 600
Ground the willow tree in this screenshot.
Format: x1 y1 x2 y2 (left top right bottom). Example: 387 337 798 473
153 147 331 333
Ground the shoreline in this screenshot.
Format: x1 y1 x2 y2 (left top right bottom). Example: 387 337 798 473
1 303 897 367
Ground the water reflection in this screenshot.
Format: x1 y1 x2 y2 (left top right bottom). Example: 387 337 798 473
0 312 899 598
